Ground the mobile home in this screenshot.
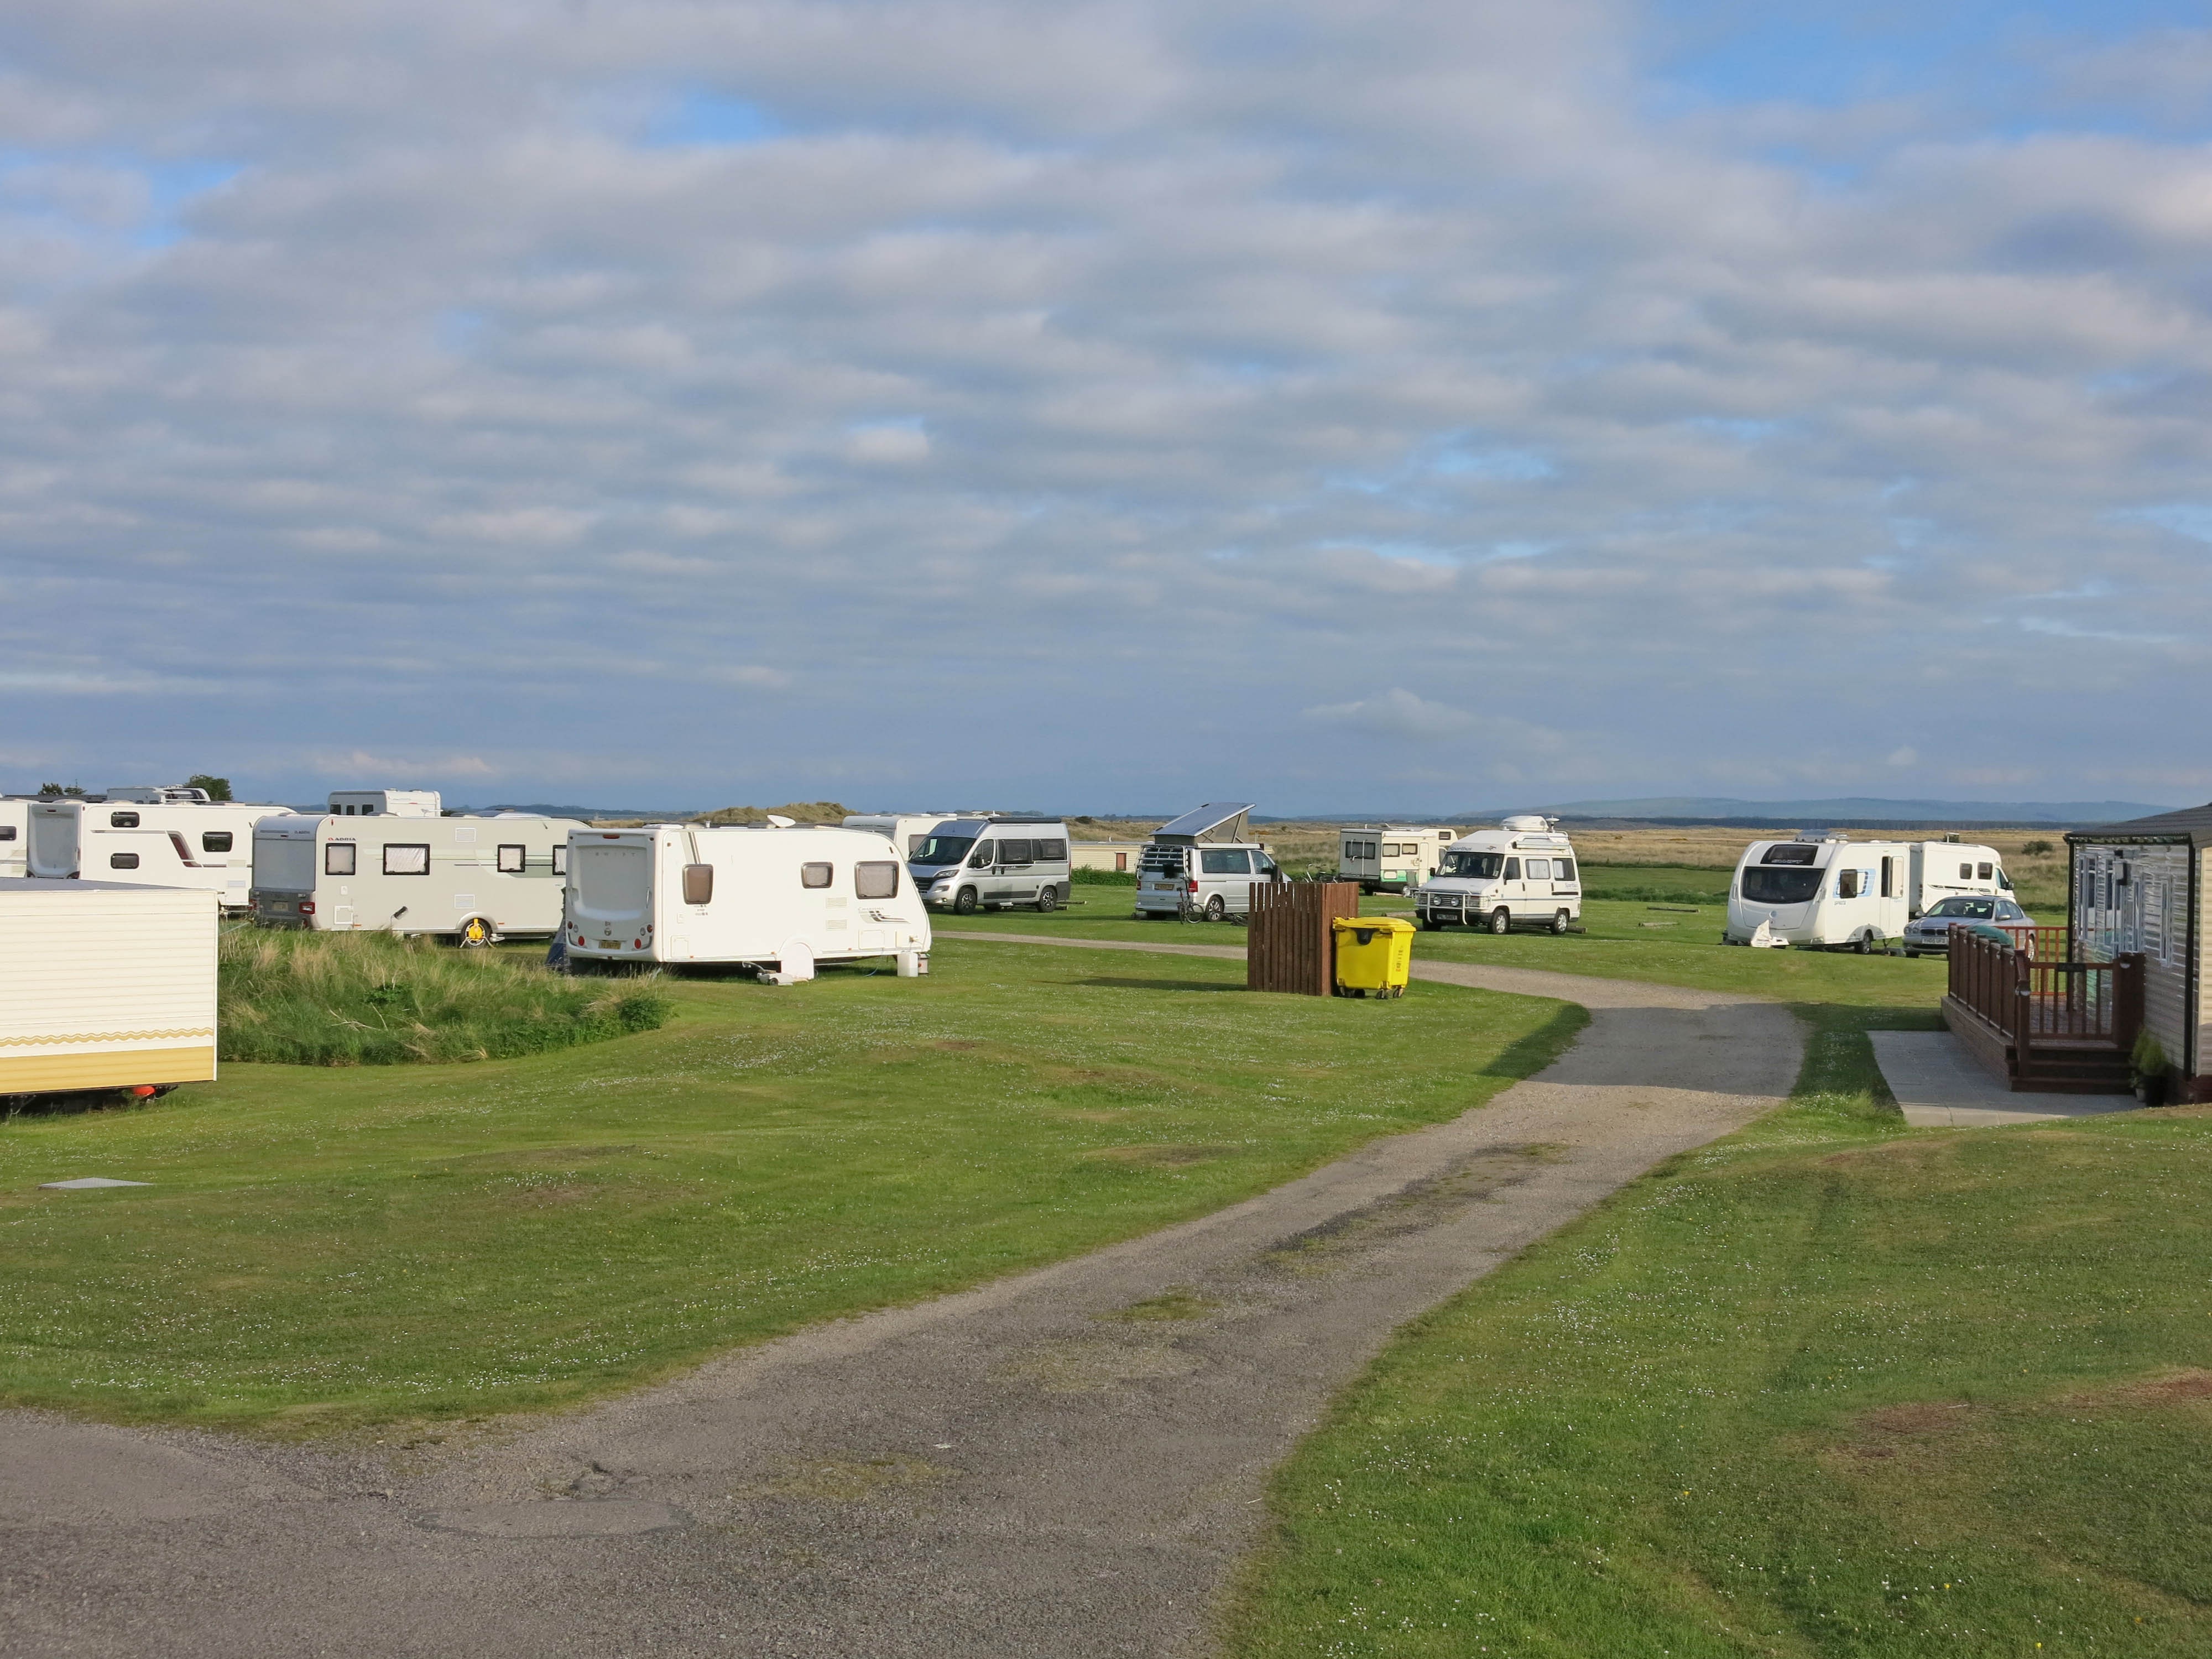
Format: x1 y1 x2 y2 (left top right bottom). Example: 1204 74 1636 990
252 804 582 942
1338 826 1461 893
0 798 29 877
1133 803 1282 920
1413 818 1583 933
2067 806 2212 1102
0 880 217 1100
566 824 930 980
29 795 294 911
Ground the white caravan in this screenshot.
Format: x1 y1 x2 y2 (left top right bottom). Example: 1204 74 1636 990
1338 826 1462 893
1133 803 1284 920
29 795 293 911
328 789 442 819
0 880 218 1101
843 812 958 857
252 806 582 942
909 818 1074 914
565 824 931 980
0 799 29 878
1724 835 2012 951
1413 817 1583 934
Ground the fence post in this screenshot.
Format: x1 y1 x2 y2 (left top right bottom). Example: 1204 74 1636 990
2011 945 2033 1080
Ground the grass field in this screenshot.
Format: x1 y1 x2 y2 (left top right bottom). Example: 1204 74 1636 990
1224 1006 2212 1655
0 940 1579 1433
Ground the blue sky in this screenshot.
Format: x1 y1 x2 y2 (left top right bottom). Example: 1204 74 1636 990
1 0 2208 813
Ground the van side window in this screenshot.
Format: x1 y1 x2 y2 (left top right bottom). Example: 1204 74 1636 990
111 811 140 828
1200 849 1251 875
1977 862 1992 880
800 862 832 889
497 844 526 873
1254 852 1279 875
1035 838 1067 861
326 842 357 877
202 832 233 853
383 844 430 875
1556 859 1577 883
110 852 140 869
683 863 714 904
1525 857 1552 880
969 842 996 867
1959 862 1973 879
855 860 900 899
552 845 567 876
998 839 1033 865
1503 858 1520 880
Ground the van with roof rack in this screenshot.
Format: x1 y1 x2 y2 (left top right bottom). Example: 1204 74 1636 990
1413 816 1582 935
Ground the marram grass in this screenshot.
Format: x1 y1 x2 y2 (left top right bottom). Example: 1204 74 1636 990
219 929 667 1065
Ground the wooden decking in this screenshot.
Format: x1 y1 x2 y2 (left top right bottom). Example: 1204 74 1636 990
1943 927 2141 1094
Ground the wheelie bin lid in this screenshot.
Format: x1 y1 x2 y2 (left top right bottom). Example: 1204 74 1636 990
1332 916 1414 936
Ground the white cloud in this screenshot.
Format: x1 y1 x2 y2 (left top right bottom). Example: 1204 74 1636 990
1303 688 1479 738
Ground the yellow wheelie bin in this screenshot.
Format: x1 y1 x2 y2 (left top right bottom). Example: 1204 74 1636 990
1332 915 1413 998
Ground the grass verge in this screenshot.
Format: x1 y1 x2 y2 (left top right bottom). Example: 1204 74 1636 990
0 940 1580 1433
1224 1009 2212 1656
219 929 669 1065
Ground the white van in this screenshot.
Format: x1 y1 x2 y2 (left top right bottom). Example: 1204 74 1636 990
1724 835 2012 950
843 813 957 857
1338 826 1460 893
0 799 29 878
565 824 930 980
30 795 293 911
1133 803 1282 920
252 804 581 942
1413 817 1583 934
909 818 1074 914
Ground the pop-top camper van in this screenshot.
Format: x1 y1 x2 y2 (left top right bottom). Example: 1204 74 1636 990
29 792 293 911
0 798 29 878
1338 826 1462 893
565 823 931 980
908 818 1074 913
1133 803 1282 920
251 794 581 942
1413 817 1583 933
1725 835 2012 951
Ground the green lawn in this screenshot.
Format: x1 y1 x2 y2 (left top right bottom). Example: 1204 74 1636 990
1225 1015 2212 1656
0 940 1579 1434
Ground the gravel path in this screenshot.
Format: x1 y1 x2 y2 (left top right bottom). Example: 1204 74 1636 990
2 937 1802 1658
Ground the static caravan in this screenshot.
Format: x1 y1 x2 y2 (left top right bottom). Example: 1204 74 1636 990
0 798 29 877
1338 826 1462 893
2066 805 2212 1102
1133 803 1282 920
842 812 959 857
1414 818 1582 933
1068 840 1146 874
1726 836 1912 951
0 880 217 1101
565 824 930 980
29 796 293 911
252 806 582 942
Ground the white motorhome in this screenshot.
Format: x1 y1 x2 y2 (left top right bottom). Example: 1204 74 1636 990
29 794 293 911
0 880 218 1101
1724 835 2012 951
565 824 930 981
328 789 442 819
910 818 1074 914
1413 816 1583 934
1133 803 1283 920
1338 826 1462 893
843 812 957 857
252 802 582 942
0 798 29 878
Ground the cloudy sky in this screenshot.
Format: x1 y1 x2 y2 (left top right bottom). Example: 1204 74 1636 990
3 0 2209 812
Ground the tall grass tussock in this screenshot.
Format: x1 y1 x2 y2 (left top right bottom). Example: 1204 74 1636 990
220 930 668 1066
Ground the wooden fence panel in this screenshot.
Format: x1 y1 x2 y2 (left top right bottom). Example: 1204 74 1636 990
1248 881 1361 996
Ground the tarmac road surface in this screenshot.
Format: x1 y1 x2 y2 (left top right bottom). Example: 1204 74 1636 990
2 939 1802 1658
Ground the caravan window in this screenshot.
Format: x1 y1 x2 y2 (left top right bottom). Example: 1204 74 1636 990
1762 844 1819 865
998 839 1033 865
801 862 832 889
855 860 899 899
1959 862 1973 880
1741 867 1822 904
383 843 430 875
1439 851 1504 879
326 842 357 876
682 864 714 905
497 844 526 874
110 811 139 828
109 852 139 869
551 846 566 876
1837 869 1863 899
0 826 13 841
1977 862 1993 881
202 832 233 853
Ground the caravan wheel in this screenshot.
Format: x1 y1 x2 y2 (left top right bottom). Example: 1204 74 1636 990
457 916 493 948
1853 930 1875 954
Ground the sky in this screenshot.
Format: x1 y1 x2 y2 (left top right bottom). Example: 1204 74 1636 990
2 0 2210 813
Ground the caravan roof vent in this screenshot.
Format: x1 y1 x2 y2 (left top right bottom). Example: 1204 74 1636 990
1152 802 1255 844
1500 814 1552 832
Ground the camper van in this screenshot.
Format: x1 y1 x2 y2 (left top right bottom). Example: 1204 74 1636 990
1338 826 1462 893
909 818 1074 913
252 802 581 942
0 799 29 878
565 823 930 980
1724 836 2012 951
842 813 958 857
1133 803 1282 920
29 794 293 910
1413 817 1583 933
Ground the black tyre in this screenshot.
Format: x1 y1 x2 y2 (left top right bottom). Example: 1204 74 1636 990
1417 915 1443 932
1853 931 1872 955
1203 894 1226 922
1550 910 1571 936
953 887 979 916
1903 948 1919 958
1489 907 1511 936
1036 885 1058 913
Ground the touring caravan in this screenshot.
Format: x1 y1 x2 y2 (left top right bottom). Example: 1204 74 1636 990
252 804 582 942
1133 803 1282 921
1338 826 1461 893
1909 842 2013 909
0 880 218 1101
1724 835 2012 951
565 824 931 980
0 799 29 878
909 818 1075 914
842 812 957 857
29 795 293 911
1413 817 1583 933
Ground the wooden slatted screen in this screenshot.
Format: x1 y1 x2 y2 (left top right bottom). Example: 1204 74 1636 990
1248 881 1361 996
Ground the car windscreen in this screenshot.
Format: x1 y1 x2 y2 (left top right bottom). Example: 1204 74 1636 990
1439 851 1504 879
910 834 975 866
1928 897 1995 919
1740 866 1823 904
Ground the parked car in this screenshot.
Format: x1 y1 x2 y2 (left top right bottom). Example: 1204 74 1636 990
1901 894 2033 957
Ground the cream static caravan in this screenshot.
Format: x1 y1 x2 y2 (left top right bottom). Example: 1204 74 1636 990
0 880 218 1101
28 794 293 911
252 802 582 943
1338 826 1461 894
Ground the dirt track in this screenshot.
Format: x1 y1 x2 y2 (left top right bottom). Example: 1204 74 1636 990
1 939 1802 1658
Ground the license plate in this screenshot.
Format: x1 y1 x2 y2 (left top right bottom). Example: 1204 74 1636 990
598 940 620 950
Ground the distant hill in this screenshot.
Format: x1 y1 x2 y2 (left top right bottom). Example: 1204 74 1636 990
1464 795 2180 827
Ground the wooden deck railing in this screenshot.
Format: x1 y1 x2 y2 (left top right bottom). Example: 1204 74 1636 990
1948 927 2144 1061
